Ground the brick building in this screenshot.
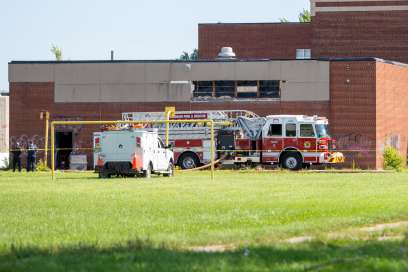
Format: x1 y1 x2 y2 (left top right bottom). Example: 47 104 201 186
199 0 408 63
8 0 408 169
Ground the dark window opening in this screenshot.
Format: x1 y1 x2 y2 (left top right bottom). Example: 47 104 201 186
215 81 235 97
268 124 282 137
193 81 213 97
259 80 280 98
56 131 73 170
192 80 281 99
286 124 297 137
300 124 315 137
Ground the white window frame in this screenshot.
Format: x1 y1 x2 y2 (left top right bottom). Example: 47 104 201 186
296 49 312 60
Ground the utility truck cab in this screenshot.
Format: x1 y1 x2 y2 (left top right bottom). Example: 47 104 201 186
94 130 174 178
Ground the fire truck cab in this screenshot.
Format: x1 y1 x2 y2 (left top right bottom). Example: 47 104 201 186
260 115 340 170
219 115 343 170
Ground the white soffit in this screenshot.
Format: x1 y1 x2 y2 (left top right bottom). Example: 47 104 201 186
311 0 408 16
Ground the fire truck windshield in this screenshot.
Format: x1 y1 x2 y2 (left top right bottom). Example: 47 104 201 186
315 124 330 138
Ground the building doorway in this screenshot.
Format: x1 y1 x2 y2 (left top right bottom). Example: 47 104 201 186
56 131 73 169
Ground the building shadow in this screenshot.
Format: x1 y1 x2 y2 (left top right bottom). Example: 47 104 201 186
0 239 407 272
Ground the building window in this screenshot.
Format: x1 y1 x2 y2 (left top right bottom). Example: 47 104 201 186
237 81 258 98
296 49 311 60
215 81 235 97
193 81 213 97
193 80 281 99
286 123 297 137
300 124 315 137
259 81 280 98
268 124 282 137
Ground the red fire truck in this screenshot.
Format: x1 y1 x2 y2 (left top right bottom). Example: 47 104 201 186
117 110 344 170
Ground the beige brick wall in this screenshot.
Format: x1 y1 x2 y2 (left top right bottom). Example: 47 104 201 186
0 96 9 153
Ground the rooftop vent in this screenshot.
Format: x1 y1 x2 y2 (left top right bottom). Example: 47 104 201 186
217 47 236 60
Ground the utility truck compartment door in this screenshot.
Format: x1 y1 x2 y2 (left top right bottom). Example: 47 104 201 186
101 132 135 162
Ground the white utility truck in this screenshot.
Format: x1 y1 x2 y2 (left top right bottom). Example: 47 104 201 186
94 130 174 178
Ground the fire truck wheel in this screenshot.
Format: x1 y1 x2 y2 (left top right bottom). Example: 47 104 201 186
164 162 174 177
281 152 303 171
178 153 199 170
143 163 152 178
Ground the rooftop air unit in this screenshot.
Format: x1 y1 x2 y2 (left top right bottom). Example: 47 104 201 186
216 47 237 60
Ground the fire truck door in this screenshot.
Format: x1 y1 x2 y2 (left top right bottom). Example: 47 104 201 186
262 122 283 162
298 123 318 162
283 122 299 150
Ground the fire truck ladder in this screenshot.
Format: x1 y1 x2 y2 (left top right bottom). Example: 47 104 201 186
122 110 259 122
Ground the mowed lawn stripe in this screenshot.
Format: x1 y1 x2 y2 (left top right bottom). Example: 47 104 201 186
0 171 407 249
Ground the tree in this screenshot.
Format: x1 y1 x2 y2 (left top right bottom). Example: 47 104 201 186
50 45 62 61
179 52 190 61
298 9 311 23
178 49 199 61
190 49 199 60
280 9 311 23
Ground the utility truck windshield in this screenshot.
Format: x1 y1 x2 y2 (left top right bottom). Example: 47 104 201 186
315 124 330 138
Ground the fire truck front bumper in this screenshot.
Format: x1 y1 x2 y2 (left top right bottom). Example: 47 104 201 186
327 152 345 164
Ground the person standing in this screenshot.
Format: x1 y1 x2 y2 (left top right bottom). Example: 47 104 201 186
27 141 37 172
11 142 22 172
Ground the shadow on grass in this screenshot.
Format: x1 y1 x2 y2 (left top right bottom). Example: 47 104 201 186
55 172 171 181
55 176 167 181
1 239 407 272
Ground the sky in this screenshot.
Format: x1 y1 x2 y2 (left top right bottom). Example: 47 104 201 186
0 0 309 91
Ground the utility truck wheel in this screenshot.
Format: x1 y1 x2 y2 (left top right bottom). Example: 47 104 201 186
98 170 110 179
164 162 174 177
98 172 105 179
143 163 152 178
281 152 302 171
179 153 199 170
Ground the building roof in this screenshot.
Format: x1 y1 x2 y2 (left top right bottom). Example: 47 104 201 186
9 58 323 64
198 22 309 26
9 57 408 68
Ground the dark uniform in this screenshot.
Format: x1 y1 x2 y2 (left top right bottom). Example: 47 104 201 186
11 143 22 172
27 143 37 172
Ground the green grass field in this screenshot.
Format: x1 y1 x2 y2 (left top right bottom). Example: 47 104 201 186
0 170 407 271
